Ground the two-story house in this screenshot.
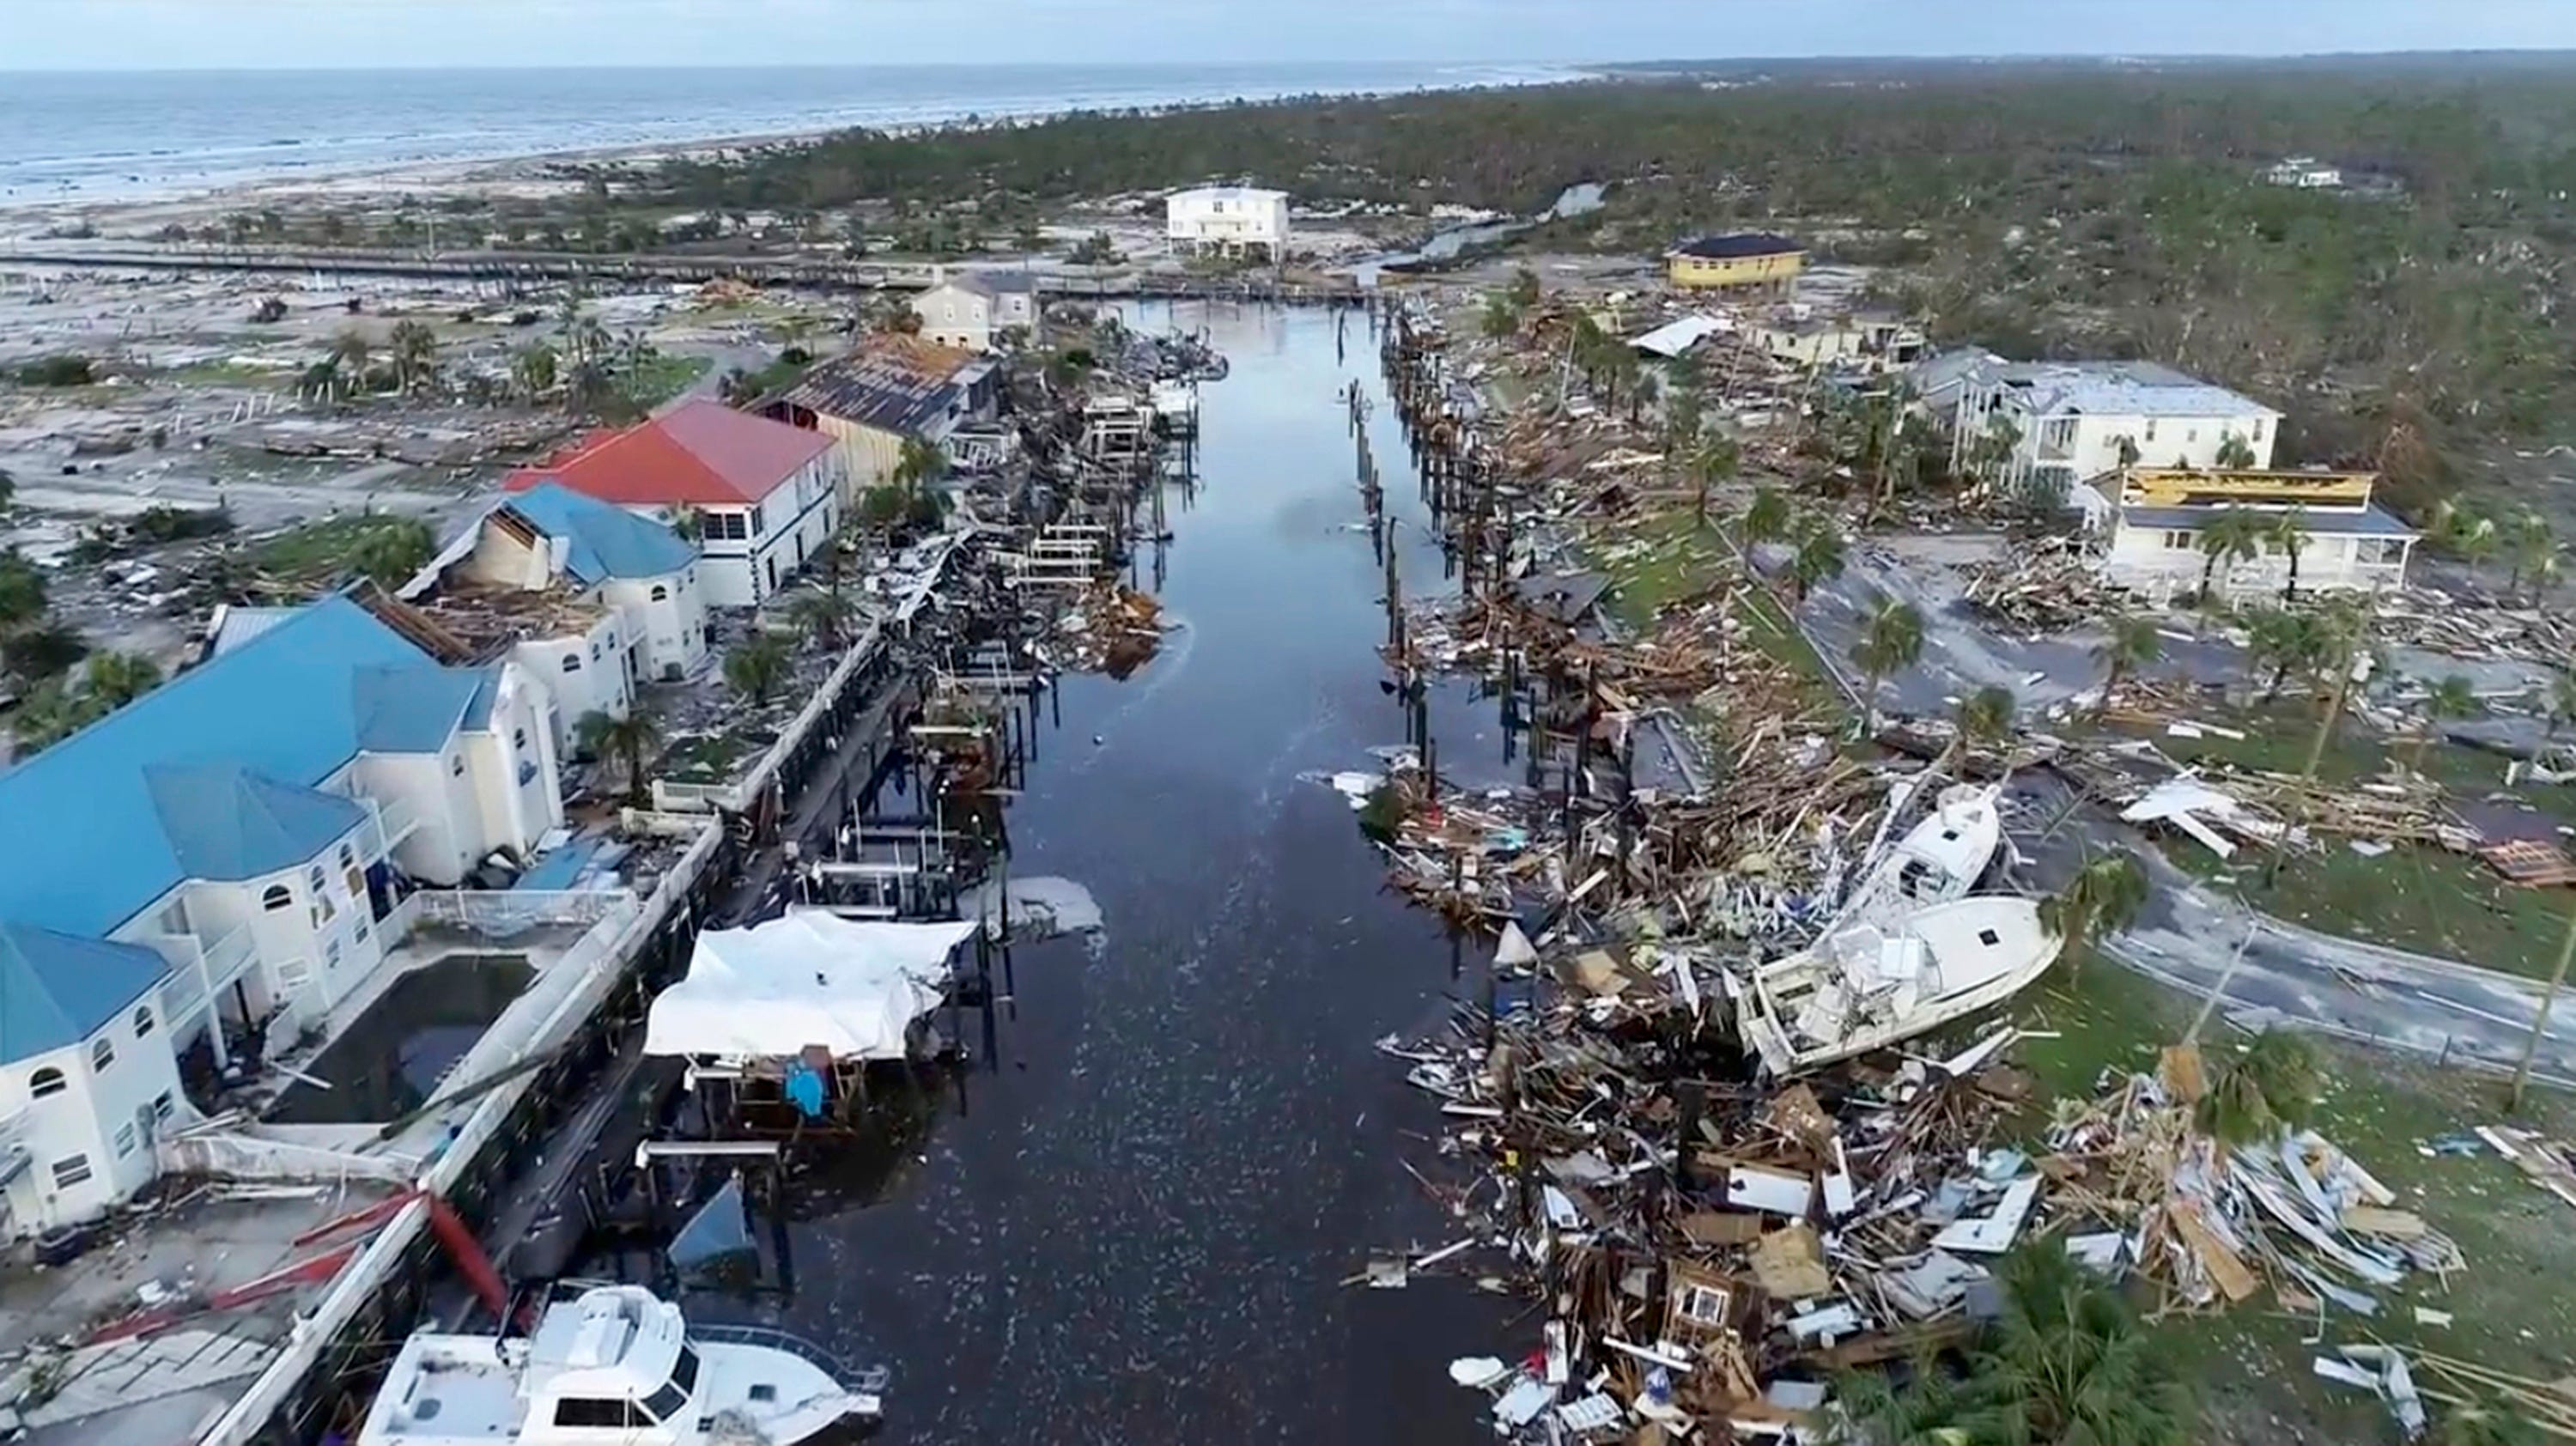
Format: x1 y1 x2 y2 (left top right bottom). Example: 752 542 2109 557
0 594 566 1237
769 336 998 501
1949 358 2281 513
398 482 710 749
508 401 844 608
1165 185 1291 259
909 270 1041 354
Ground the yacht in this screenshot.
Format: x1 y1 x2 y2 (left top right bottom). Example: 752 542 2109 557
357 1284 882 1446
1735 896 2061 1077
1832 781 2003 928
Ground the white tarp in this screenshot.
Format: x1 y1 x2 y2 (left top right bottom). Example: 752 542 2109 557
643 912 975 1061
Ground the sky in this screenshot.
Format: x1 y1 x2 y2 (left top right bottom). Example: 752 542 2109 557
8 0 2576 70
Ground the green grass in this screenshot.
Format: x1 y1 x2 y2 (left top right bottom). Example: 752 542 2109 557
1590 506 1843 713
2005 962 2576 1443
246 514 420 583
2109 700 2576 975
656 730 756 785
623 354 712 409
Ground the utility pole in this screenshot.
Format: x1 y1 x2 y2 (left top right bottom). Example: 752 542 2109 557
2510 896 2576 1112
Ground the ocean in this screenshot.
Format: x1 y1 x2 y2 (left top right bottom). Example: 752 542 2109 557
0 63 1565 205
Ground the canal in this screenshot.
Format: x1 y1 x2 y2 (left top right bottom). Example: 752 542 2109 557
707 301 1519 1443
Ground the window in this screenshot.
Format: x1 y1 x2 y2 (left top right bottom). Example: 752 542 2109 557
261 884 294 911
2143 420 2157 441
92 1037 115 1072
2252 418 2265 440
306 866 326 894
337 843 355 871
639 1343 701 1421
29 1066 67 1098
325 939 343 969
2186 428 2199 442
113 1122 137 1157
590 641 603 660
513 727 527 749
650 584 669 602
157 899 189 934
51 1154 93 1189
2162 530 2195 550
132 1005 154 1038
355 916 371 944
749 505 767 537
1676 1283 1730 1327
450 754 465 777
560 653 582 672
1977 928 2002 947
154 1091 175 1121
550 1399 636 1429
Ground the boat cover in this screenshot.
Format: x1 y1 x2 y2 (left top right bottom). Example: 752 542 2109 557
643 913 975 1060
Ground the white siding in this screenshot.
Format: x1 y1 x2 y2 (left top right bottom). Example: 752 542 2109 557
0 1015 185 1237
602 568 708 681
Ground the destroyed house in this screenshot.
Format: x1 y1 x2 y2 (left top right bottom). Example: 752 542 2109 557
398 482 711 750
0 596 567 1236
2091 467 2418 603
1666 233 1805 293
507 400 843 608
769 336 997 495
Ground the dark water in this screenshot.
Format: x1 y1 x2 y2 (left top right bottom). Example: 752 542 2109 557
269 953 534 1124
691 302 1515 1442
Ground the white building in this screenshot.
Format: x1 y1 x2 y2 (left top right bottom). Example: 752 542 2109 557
910 270 1041 353
399 483 711 750
1948 359 2281 511
510 400 846 609
1166 185 1291 259
2092 468 2420 604
0 595 568 1237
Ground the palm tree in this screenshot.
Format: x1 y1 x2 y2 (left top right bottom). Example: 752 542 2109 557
2268 507 2310 601
511 340 558 400
0 549 45 630
2245 609 2323 702
892 436 947 495
1479 292 1520 340
387 319 439 394
723 633 793 706
1964 413 2022 495
1850 594 1926 724
1787 518 1846 604
2412 673 2481 771
2215 431 2259 470
575 708 662 807
2040 851 2149 980
1739 483 1791 554
789 589 856 650
2113 433 2143 469
9 677 107 753
2506 510 2557 602
2093 611 2163 719
349 518 434 587
1946 684 2016 771
295 354 350 404
1838 1240 2193 1446
2192 1030 2322 1151
82 651 161 708
1692 431 1740 528
329 326 372 380
2194 507 2265 605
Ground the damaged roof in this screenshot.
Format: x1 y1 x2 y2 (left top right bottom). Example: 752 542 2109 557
503 482 697 584
778 336 978 439
1671 232 1803 260
508 400 830 507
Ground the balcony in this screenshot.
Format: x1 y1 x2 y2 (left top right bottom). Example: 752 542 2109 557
371 794 423 850
144 923 257 1030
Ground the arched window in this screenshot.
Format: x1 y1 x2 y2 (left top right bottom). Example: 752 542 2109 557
261 884 293 911
337 843 355 870
92 1037 115 1072
28 1066 67 1098
650 584 669 602
132 1006 154 1038
561 654 583 672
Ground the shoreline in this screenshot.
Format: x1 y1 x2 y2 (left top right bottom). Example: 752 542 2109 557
0 65 1597 237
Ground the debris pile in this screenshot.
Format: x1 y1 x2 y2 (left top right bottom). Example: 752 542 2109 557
1959 539 2114 633
1051 580 1167 677
1380 1006 2466 1441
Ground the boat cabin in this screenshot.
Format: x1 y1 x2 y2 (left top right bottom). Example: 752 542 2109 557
366 1288 704 1445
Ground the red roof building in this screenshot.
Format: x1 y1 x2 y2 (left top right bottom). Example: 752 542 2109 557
507 401 844 607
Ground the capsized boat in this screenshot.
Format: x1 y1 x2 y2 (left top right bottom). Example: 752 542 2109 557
357 1283 883 1446
1734 895 2061 1076
1830 781 2002 929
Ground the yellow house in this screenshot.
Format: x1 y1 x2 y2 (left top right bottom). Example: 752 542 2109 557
1667 233 1807 292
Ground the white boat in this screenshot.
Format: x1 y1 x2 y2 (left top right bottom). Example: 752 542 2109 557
1735 896 2061 1076
1150 378 1200 434
1832 781 2002 929
357 1284 882 1446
